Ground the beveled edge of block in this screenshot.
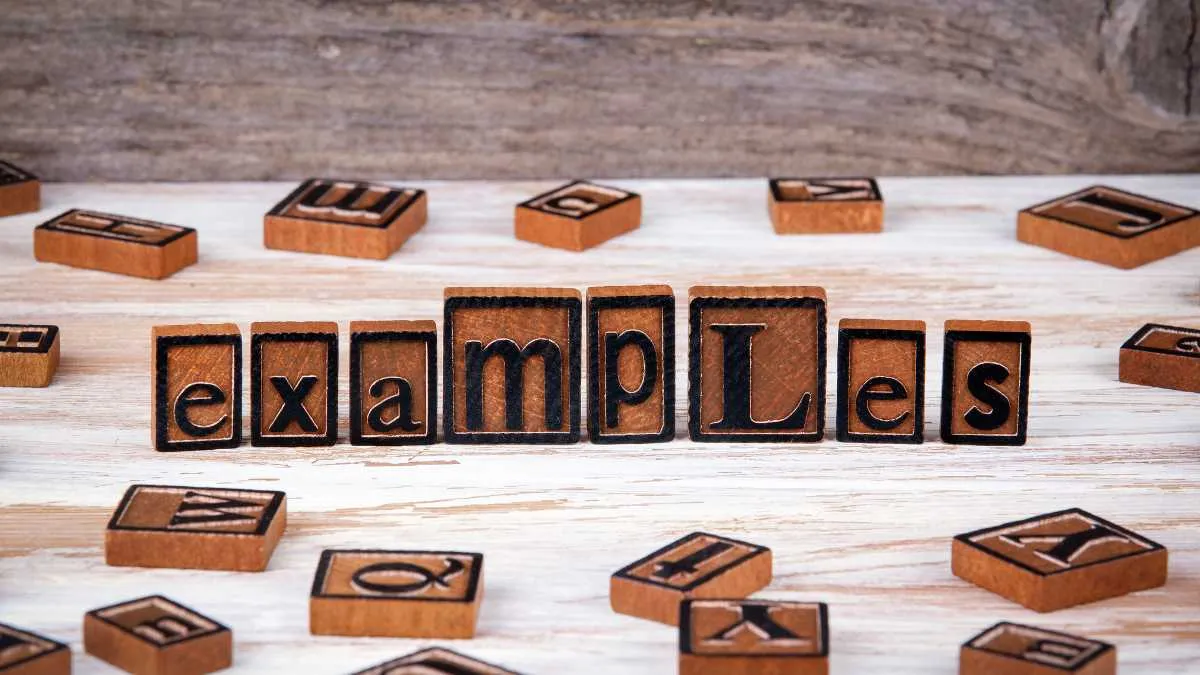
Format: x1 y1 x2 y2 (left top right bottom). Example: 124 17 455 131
152 323 241 339
688 285 827 302
0 620 70 669
1120 323 1200 358
35 209 197 246
250 320 339 335
1019 185 1199 240
444 286 582 300
587 284 674 299
839 318 926 332
349 320 436 334
944 319 1031 334
516 180 641 220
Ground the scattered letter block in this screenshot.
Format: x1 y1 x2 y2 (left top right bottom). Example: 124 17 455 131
836 319 925 443
443 287 581 444
961 621 1115 675
0 160 40 218
251 321 338 446
515 181 641 251
689 286 826 442
0 621 70 675
34 209 197 279
768 177 883 234
350 320 437 445
0 324 59 388
1119 323 1200 393
265 178 427 260
941 320 1031 446
84 595 232 675
587 285 675 443
310 549 484 638
1017 185 1199 268
351 648 522 675
152 324 241 451
611 532 772 626
952 508 1168 612
680 600 828 675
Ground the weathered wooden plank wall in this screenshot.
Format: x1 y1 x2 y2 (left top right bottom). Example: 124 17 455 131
0 0 1197 181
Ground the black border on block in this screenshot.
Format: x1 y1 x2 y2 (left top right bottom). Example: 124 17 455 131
836 326 925 444
1120 322 1200 359
349 328 438 446
939 327 1031 446
679 599 829 658
251 329 338 447
154 332 242 452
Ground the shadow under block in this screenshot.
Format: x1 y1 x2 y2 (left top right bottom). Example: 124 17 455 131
679 600 828 675
0 621 70 675
152 325 241 451
310 550 484 638
83 596 232 675
0 160 40 218
768 177 883 234
960 622 1116 675
264 178 427 260
349 320 437 445
1017 185 1200 269
250 321 338 446
611 532 772 626
587 285 675 443
836 319 925 443
34 210 197 279
952 508 1168 612
514 181 641 251
0 325 59 388
350 648 522 675
689 286 826 442
941 320 1031 446
443 287 581 444
1119 323 1200 393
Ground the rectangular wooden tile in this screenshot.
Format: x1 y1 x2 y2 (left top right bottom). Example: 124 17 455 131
768 177 883 234
1119 323 1200 393
0 160 40 218
836 318 925 443
0 621 70 675
941 320 1031 445
83 595 231 675
960 622 1115 675
34 209 197 279
515 181 641 251
350 648 522 675
350 320 437 445
152 324 241 451
0 324 59 388
251 321 338 446
265 178 427 259
680 600 828 675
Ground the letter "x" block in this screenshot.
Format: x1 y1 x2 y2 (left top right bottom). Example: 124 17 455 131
961 622 1116 675
84 596 231 675
251 321 338 446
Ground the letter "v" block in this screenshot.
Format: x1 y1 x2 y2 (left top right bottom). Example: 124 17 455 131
251 321 338 446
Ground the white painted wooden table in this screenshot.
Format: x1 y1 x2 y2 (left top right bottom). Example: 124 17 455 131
1 177 1198 674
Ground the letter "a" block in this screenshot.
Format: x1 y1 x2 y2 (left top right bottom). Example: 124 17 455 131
152 324 241 451
941 320 1031 445
349 320 437 445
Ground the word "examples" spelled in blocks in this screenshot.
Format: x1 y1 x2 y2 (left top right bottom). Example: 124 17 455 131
680 600 829 675
837 319 925 444
153 324 241 451
1119 323 1200 394
941 320 1031 446
84 595 231 675
0 324 59 388
0 160 39 218
0 621 70 675
35 210 197 279
768 177 883 234
515 181 642 252
961 622 1115 675
351 648 523 675
350 321 437 445
251 322 338 447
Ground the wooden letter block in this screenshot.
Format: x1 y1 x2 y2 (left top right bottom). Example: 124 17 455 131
680 600 828 675
768 177 883 234
0 325 59 388
0 160 40 218
1017 186 1199 268
960 622 1115 675
587 285 675 443
836 319 925 444
610 532 772 626
941 320 1031 446
0 622 69 675
310 549 484 638
152 324 241 452
351 648 522 675
689 286 826 442
34 210 197 280
251 322 338 447
350 320 437 445
264 179 427 260
443 287 581 444
105 484 286 572
1119 323 1200 393
515 181 641 251
83 596 232 675
952 508 1168 612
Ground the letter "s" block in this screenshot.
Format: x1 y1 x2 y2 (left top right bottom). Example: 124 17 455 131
84 595 231 675
251 321 338 447
350 320 437 445
941 320 1031 446
836 319 925 444
152 324 241 451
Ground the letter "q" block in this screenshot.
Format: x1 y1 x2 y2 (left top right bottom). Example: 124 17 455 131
940 320 1031 446
152 324 242 452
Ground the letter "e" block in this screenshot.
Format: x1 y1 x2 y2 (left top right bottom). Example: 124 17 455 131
152 324 241 452
836 319 925 444
941 320 1031 446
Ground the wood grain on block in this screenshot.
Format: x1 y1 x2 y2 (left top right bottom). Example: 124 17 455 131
350 648 522 675
1119 323 1200 393
309 550 484 639
151 324 241 452
587 285 674 443
83 595 232 675
768 178 883 234
689 286 826 442
951 508 1168 612
0 324 59 388
0 160 39 218
515 181 641 252
941 320 1031 446
350 320 437 445
1017 186 1200 269
250 321 338 447
610 532 772 626
680 600 828 675
836 318 925 444
959 622 1115 675
0 622 70 675
264 179 427 260
33 210 197 279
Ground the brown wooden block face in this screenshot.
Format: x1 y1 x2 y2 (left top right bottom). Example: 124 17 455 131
350 320 437 445
264 178 427 260
689 286 826 443
514 181 641 251
1119 323 1200 393
940 320 1031 446
1017 186 1200 269
443 288 581 444
952 508 1168 612
152 324 241 452
610 532 772 626
587 285 675 444
310 550 484 639
105 484 286 572
0 622 70 675
83 595 232 675
960 622 1115 675
34 210 198 280
0 160 40 218
679 600 828 675
350 648 522 675
768 177 883 234
251 321 338 446
836 319 925 444
0 325 59 388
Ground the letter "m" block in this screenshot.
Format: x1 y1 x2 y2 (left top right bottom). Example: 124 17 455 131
152 324 241 451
